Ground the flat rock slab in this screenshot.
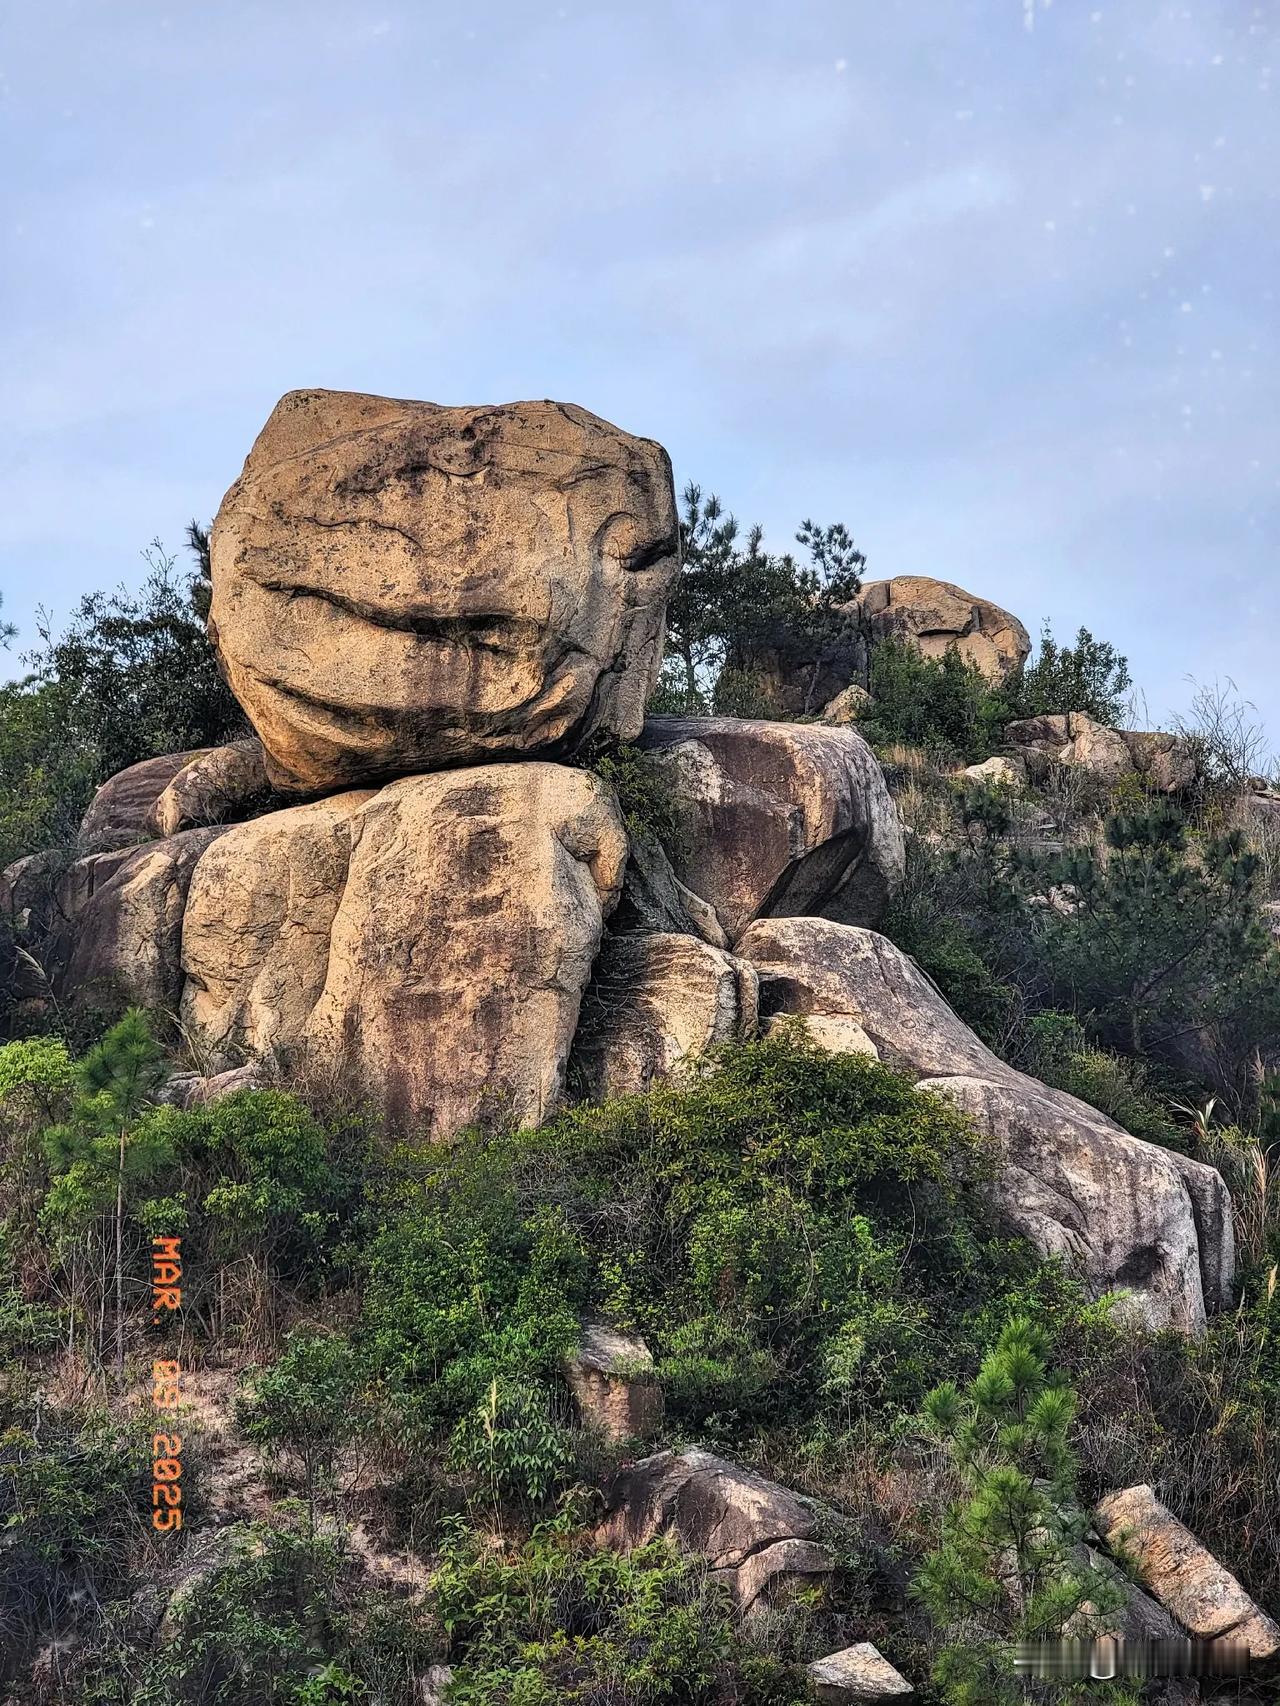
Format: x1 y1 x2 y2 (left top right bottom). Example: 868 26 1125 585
1094 1485 1280 1659
737 917 1234 1335
209 389 678 791
637 717 905 942
181 763 627 1137
808 1643 913 1701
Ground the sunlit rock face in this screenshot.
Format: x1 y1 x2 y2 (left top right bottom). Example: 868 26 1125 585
209 389 679 792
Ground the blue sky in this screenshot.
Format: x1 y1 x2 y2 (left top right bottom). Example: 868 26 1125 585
2 1 1276 741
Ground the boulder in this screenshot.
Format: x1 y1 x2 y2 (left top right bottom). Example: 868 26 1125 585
857 576 1030 683
572 933 758 1100
182 764 628 1136
962 755 1024 788
821 683 873 725
808 1644 912 1702
736 918 1234 1334
209 389 679 792
78 749 209 850
563 1323 663 1443
163 1065 268 1110
637 718 905 942
1094 1485 1280 1660
1003 715 1196 794
598 1448 833 1613
59 827 229 1019
147 738 272 837
612 833 729 947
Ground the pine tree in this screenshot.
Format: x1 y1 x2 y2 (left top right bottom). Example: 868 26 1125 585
42 1010 172 1376
912 1317 1126 1705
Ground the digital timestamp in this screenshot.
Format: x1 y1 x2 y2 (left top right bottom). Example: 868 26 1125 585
1013 1638 1251 1680
150 1235 184 1533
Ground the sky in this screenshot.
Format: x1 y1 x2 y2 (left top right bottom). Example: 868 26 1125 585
2 0 1276 740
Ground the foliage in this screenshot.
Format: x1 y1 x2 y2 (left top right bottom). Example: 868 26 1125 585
658 483 863 714
1004 623 1133 727
429 1505 805 1704
237 1330 368 1527
1022 1011 1183 1150
0 674 99 875
914 1317 1126 1706
1022 802 1280 1114
864 639 1005 760
581 738 681 845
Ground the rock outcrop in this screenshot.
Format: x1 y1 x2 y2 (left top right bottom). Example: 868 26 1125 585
598 1448 833 1614
1004 715 1197 794
182 764 627 1135
808 1644 913 1702
856 576 1030 683
209 390 679 792
737 918 1234 1333
79 749 209 850
562 1323 663 1443
637 718 905 942
572 933 757 1099
1093 1485 1280 1660
147 739 272 837
612 834 728 947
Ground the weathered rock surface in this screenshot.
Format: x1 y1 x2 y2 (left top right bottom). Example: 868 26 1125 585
737 918 1234 1334
182 764 627 1135
148 739 272 838
858 576 1030 683
209 389 679 792
1093 1485 1280 1659
637 718 905 942
962 754 1024 787
79 750 208 850
572 933 757 1099
821 683 873 725
1004 715 1197 794
563 1323 663 1442
808 1644 913 1702
612 833 728 947
60 827 229 1018
598 1448 833 1613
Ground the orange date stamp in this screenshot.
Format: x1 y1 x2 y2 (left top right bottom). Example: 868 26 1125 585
150 1235 183 1532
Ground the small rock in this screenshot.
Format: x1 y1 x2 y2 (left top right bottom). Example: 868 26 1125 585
416 1665 453 1705
821 683 873 724
808 1643 913 1702
148 738 272 837
1093 1484 1280 1659
563 1323 663 1443
962 755 1024 787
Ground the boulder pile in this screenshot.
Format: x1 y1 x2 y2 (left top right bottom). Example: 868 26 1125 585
0 388 1235 1334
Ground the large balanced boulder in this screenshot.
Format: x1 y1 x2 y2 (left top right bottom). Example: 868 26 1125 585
572 932 758 1099
1094 1485 1280 1660
208 390 679 792
637 718 904 942
737 918 1234 1334
181 763 627 1135
598 1448 833 1614
856 576 1030 683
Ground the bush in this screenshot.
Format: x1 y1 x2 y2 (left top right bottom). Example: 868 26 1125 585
865 640 1005 760
1004 623 1132 727
236 1330 369 1528
430 1505 805 1704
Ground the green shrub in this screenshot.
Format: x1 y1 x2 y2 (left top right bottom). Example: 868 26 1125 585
1022 1011 1184 1149
581 738 681 845
430 1505 805 1704
237 1329 369 1528
1004 623 1132 727
865 639 1005 759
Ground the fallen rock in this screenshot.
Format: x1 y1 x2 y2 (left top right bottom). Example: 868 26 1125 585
962 755 1024 788
598 1447 833 1613
637 717 905 942
182 764 627 1136
808 1643 913 1702
563 1323 663 1443
1093 1485 1280 1660
148 738 272 837
209 389 679 792
59 827 229 1019
612 833 729 947
572 933 757 1099
1004 715 1197 794
858 576 1030 683
736 918 1234 1334
78 749 209 850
